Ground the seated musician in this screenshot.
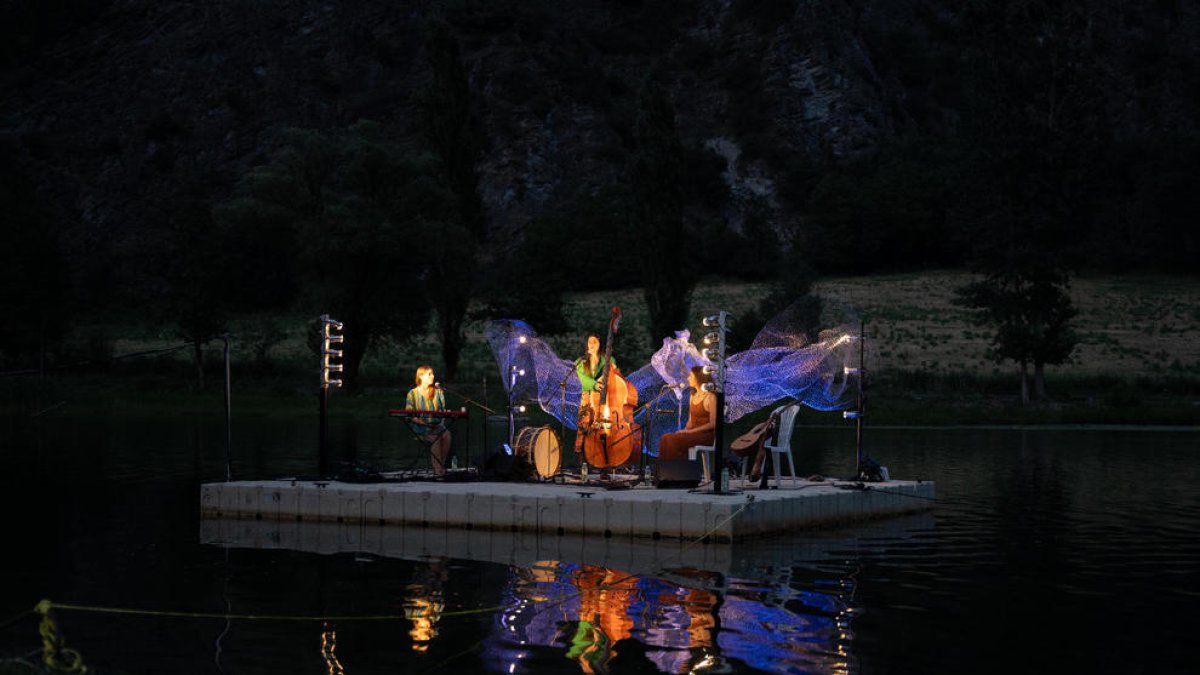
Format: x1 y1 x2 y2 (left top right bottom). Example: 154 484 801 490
574 334 609 451
657 366 715 461
405 365 452 476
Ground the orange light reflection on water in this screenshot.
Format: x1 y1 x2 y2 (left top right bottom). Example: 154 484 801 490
320 625 345 675
488 558 856 673
405 595 444 652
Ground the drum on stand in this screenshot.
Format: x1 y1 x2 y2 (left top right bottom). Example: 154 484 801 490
513 426 561 478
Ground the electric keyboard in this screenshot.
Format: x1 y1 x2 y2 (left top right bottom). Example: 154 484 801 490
388 409 469 419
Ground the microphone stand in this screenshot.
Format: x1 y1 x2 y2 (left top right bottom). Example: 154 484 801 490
631 384 685 485
437 382 494 478
558 369 571 453
507 366 520 451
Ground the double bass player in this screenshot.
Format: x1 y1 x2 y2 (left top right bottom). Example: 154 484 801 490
574 309 641 475
573 334 608 452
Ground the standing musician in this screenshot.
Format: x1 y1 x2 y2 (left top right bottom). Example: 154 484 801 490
573 334 611 452
656 366 716 460
405 365 452 476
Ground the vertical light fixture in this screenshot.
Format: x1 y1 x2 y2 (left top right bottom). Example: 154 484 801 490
318 315 343 477
702 311 732 493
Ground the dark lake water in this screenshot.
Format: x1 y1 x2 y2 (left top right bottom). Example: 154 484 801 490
2 413 1197 674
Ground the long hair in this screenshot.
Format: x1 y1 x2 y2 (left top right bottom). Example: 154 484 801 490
690 365 713 388
414 365 434 386
578 334 601 366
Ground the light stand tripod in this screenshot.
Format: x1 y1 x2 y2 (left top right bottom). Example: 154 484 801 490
552 368 574 485
507 365 525 451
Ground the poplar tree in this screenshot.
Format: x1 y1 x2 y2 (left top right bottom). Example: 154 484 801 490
419 20 486 379
631 80 695 349
218 124 436 389
0 159 70 375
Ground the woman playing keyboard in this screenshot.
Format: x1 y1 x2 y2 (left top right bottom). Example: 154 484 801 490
405 365 452 476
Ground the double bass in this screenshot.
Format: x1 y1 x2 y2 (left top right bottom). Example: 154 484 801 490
579 307 641 469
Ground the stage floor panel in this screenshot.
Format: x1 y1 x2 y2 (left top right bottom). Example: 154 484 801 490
199 474 935 543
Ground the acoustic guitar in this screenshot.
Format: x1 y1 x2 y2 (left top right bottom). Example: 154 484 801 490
730 408 782 458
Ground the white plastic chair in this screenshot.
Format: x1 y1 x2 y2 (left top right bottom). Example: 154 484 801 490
688 443 714 484
740 404 801 487
688 403 801 487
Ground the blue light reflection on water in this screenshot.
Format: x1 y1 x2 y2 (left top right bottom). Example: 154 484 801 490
472 560 854 674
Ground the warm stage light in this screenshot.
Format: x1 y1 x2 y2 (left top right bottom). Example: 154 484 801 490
320 315 345 389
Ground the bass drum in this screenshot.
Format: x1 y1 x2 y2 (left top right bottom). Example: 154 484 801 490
514 426 562 478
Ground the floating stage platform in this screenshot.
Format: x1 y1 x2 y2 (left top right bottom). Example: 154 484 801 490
199 473 935 544
200 511 936 585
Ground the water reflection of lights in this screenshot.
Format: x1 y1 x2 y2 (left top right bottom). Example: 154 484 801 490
478 557 860 673
320 624 345 675
692 653 717 672
404 591 445 653
689 652 732 673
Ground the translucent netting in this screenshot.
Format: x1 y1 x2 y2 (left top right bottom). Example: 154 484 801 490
485 300 862 455
724 298 862 421
483 320 581 422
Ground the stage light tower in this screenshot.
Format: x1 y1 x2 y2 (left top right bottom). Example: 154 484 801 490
842 320 870 480
702 311 732 493
321 316 345 390
318 315 344 477
507 365 525 453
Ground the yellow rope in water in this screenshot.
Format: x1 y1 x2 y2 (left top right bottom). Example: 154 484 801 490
36 599 505 622
596 499 753 592
35 600 86 674
32 499 754 675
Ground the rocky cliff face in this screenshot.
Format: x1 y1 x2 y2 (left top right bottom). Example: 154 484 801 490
2 0 1196 274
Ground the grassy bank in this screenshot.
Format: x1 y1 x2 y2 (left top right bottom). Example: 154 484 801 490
3 272 1199 426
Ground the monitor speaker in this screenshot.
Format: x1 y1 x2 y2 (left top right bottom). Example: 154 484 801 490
481 446 534 481
653 459 703 489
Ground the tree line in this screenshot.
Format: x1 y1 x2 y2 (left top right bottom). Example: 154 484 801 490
4 4 1198 404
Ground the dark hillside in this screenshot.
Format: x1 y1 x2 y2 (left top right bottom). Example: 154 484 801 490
1 0 1197 303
